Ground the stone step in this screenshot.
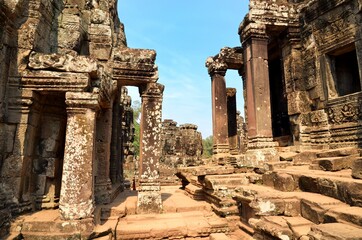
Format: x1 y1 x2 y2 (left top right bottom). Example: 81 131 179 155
100 190 137 220
249 216 314 240
300 193 349 224
17 210 93 234
116 211 229 239
209 233 231 240
177 165 235 177
312 154 359 171
211 204 239 217
279 151 298 162
21 231 86 239
292 150 319 165
308 222 362 239
204 173 259 190
233 180 362 229
352 157 362 179
324 206 362 227
185 183 205 200
275 165 362 207
316 147 360 158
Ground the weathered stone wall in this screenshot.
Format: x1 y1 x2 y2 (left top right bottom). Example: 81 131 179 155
0 0 161 233
239 0 362 153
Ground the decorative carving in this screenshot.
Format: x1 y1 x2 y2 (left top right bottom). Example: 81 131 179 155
140 83 164 98
113 48 156 64
205 57 228 75
328 103 361 124
28 51 98 73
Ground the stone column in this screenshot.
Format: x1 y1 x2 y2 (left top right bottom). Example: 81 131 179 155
137 82 164 214
241 32 278 165
59 92 98 220
243 36 277 146
207 60 229 155
227 88 238 155
95 107 113 204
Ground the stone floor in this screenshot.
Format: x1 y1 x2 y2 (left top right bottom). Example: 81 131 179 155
7 186 253 239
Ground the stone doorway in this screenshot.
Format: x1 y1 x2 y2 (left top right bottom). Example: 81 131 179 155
268 47 292 147
31 92 67 210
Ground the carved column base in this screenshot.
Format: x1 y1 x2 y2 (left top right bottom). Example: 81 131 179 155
137 181 162 214
213 143 230 154
248 137 279 149
95 180 112 204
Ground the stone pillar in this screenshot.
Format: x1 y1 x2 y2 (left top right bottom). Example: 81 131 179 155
137 83 164 214
244 36 278 145
95 107 113 204
227 88 238 155
208 61 229 155
59 92 98 220
110 96 121 184
242 33 278 165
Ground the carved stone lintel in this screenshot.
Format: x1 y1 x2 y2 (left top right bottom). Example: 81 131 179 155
113 48 156 64
28 51 97 74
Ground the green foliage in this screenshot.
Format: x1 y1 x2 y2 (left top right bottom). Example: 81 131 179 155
132 100 141 157
202 135 213 158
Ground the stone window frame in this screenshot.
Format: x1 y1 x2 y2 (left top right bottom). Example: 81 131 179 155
323 42 362 99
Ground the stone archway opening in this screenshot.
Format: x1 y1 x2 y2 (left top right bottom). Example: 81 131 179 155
30 92 67 210
268 42 292 147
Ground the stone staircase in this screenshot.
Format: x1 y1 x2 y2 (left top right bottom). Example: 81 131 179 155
176 147 362 240
232 147 362 240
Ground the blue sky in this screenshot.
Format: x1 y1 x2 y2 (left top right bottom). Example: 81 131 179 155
118 1 249 138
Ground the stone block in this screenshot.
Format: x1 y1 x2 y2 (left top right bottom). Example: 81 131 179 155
300 195 346 224
316 155 358 171
273 173 296 192
352 158 362 179
317 147 359 158
249 216 293 240
287 91 311 115
293 151 318 165
308 223 362 240
209 233 229 240
279 152 298 161
284 199 301 217
325 206 362 227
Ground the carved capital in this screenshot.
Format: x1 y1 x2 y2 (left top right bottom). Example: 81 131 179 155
139 83 165 98
227 88 237 97
239 22 268 43
205 57 227 76
65 92 99 112
98 66 117 108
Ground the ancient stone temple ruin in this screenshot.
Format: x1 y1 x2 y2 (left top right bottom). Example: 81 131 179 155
160 120 203 168
2 0 362 239
0 0 165 237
